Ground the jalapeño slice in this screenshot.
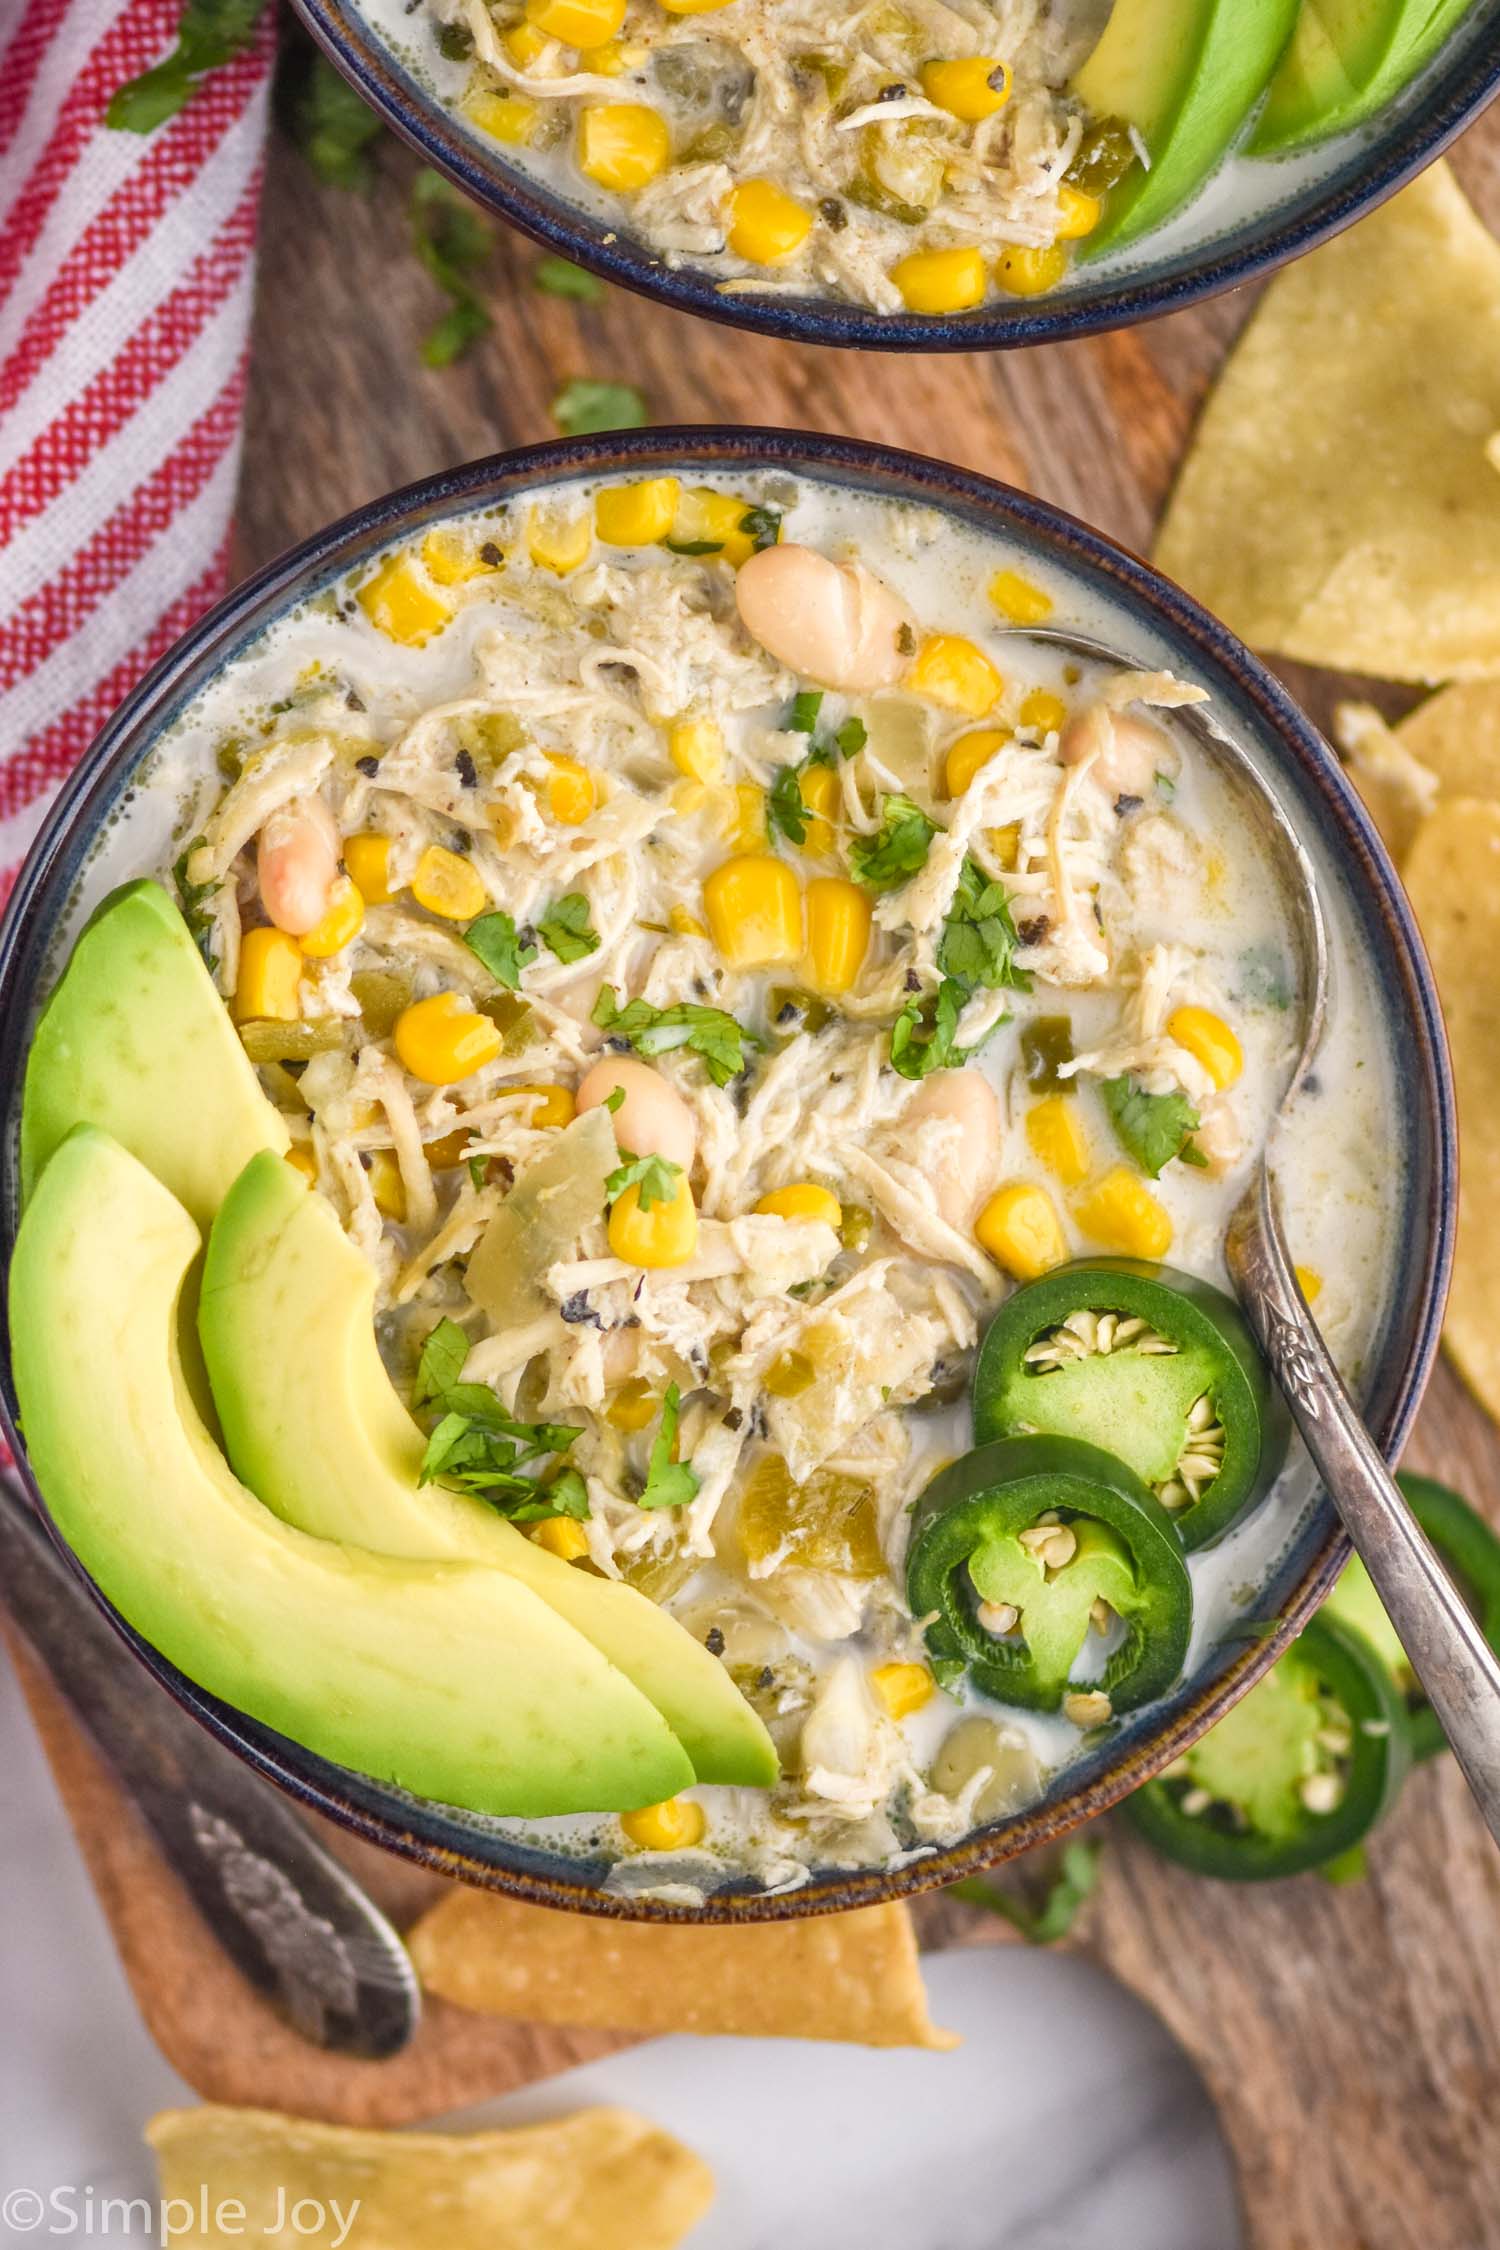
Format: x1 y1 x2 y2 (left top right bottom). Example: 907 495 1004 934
972 1258 1286 1552
1328 1472 1500 1763
1124 1612 1411 1881
905 1434 1192 1718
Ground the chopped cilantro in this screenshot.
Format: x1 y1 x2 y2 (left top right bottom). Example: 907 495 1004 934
849 794 938 893
107 0 268 132
951 1839 1101 1944
412 1318 586 1521
463 909 536 990
638 1383 701 1510
535 255 604 301
413 1317 471 1407
467 1154 488 1191
768 763 810 847
171 838 218 972
537 892 599 964
436 20 472 57
411 170 493 366
890 977 968 1081
738 505 783 554
1100 1075 1206 1177
834 715 868 759
605 1152 682 1212
593 987 756 1087
937 857 1030 993
552 378 649 436
787 690 824 734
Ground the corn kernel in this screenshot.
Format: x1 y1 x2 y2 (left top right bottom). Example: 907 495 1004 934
578 102 671 192
395 991 504 1085
908 632 1002 717
503 21 548 63
804 874 871 994
755 1181 842 1229
621 1795 706 1850
996 241 1070 296
424 1127 473 1170
1167 1005 1243 1091
299 874 365 959
235 928 302 1023
976 1180 1069 1280
525 0 624 48
988 821 1021 870
527 505 592 574
1075 1167 1173 1259
608 1173 699 1268
668 904 708 938
798 761 840 855
668 716 725 782
659 0 733 12
420 525 504 585
726 178 813 264
606 1379 659 1432
1295 1265 1324 1305
367 1149 407 1223
356 554 453 646
920 55 1011 121
460 84 539 145
871 1661 936 1720
344 832 393 905
1055 182 1102 240
284 1144 318 1183
672 779 707 817
541 751 597 825
989 569 1053 625
508 1082 576 1127
732 782 766 849
412 844 488 921
891 245 987 316
528 1516 592 1560
704 853 802 969
1019 687 1068 737
595 477 681 546
945 725 1008 797
1026 1095 1089 1187
667 488 765 567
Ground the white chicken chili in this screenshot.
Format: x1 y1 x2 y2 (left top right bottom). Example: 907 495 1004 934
69 468 1397 1895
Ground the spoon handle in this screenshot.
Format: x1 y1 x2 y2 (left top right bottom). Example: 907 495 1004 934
0 1474 421 2056
1227 1173 1500 1848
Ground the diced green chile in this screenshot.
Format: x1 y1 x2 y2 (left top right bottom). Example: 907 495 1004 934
905 1435 1192 1716
1328 1472 1500 1763
1124 1613 1411 1880
972 1259 1286 1552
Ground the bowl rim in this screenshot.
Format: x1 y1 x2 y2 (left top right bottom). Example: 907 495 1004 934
0 425 1457 1920
287 0 1500 352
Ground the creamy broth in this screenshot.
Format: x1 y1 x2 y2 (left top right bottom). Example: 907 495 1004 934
48 470 1396 1896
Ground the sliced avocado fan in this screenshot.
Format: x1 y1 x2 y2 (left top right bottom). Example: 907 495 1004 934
199 1149 778 1789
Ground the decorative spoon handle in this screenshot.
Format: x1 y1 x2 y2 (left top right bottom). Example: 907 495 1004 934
1227 1170 1500 1847
0 1475 420 2056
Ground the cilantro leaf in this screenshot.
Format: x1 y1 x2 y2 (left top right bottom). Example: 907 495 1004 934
768 764 809 847
938 857 1031 993
463 910 537 990
787 690 824 734
412 1320 586 1520
413 1316 472 1406
172 838 218 972
638 1382 701 1510
738 505 782 554
535 256 604 301
284 45 385 189
552 378 649 436
834 715 868 759
951 1839 1101 1944
849 794 938 893
537 892 599 964
107 0 268 132
1100 1075 1203 1177
606 1152 683 1212
889 977 968 1081
593 987 756 1087
411 171 493 366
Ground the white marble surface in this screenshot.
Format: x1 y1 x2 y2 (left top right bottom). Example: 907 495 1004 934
0 1647 1240 2249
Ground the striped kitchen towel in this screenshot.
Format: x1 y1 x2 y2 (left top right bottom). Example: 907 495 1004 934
0 0 276 904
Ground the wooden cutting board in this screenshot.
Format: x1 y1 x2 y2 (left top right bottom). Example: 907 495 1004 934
13 93 1500 2250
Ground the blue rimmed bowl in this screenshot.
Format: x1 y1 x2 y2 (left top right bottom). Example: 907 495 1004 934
0 428 1456 1918
291 0 1500 350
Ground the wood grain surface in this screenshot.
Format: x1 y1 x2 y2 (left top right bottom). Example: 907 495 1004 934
18 91 1500 2250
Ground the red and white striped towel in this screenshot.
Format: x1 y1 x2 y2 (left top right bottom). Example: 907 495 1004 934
0 0 276 905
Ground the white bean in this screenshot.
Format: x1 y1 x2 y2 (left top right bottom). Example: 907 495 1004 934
256 795 340 936
1058 705 1174 802
735 543 912 693
903 1067 1002 1230
577 1054 697 1170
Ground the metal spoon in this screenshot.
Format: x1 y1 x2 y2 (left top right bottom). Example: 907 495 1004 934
1016 625 1500 1845
0 1473 421 2055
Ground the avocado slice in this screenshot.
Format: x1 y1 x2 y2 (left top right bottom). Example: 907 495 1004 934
198 1151 779 1788
1074 0 1303 259
9 1128 695 1816
1251 0 1475 155
20 881 288 1232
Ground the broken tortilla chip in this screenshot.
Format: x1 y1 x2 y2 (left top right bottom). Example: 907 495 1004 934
146 2104 714 2250
1402 799 1500 1423
1335 681 1500 861
1155 165 1500 684
408 1892 957 2049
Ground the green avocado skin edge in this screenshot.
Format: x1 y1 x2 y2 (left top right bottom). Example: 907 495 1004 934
1251 0 1479 155
9 1129 696 1816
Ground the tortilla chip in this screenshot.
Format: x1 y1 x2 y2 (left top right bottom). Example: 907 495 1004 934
1155 165 1500 684
1402 799 1500 1421
408 1892 956 2049
146 2104 713 2250
1335 681 1500 861
1332 702 1439 861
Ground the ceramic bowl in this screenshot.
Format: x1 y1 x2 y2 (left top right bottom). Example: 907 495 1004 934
0 429 1456 1918
290 0 1500 350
